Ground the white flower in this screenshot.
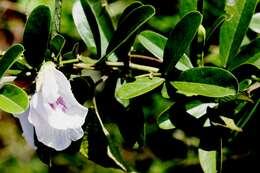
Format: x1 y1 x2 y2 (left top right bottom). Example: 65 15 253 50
15 62 88 151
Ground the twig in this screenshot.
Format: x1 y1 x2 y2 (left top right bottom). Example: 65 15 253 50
74 62 159 73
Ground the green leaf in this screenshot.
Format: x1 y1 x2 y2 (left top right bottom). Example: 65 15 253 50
206 15 226 44
212 116 242 132
79 0 102 58
179 0 198 17
249 13 260 33
116 77 165 100
73 0 115 58
186 102 218 119
137 30 193 71
72 1 96 53
171 67 239 97
97 5 155 64
0 84 29 114
0 44 24 79
23 5 51 68
161 11 202 76
219 0 258 67
175 54 194 71
158 112 176 130
115 78 130 108
117 2 143 26
228 38 260 71
137 30 167 60
199 148 217 173
50 34 65 57
114 2 143 61
80 132 88 158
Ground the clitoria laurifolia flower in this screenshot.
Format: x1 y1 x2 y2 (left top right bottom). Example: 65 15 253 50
15 62 88 151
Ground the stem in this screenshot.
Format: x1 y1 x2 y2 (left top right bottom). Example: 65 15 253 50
61 58 79 65
197 0 204 14
54 0 62 34
74 62 159 73
93 97 109 136
129 54 162 63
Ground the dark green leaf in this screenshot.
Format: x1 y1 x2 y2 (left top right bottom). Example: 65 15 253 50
80 0 101 58
50 34 65 57
63 43 79 60
23 5 51 68
171 67 239 97
228 38 260 71
117 2 143 26
88 0 115 55
97 5 155 64
116 77 165 99
73 1 96 53
219 0 258 67
0 44 24 79
115 2 143 60
161 11 202 76
137 30 193 71
179 0 198 17
206 15 226 43
0 84 29 114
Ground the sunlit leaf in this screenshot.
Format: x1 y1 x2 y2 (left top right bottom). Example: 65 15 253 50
158 112 176 130
199 148 217 173
220 0 258 67
80 132 89 158
23 5 51 68
171 67 239 97
115 78 130 108
116 77 165 99
0 44 24 79
249 13 260 33
137 30 167 60
187 102 218 119
0 84 29 114
212 116 242 132
137 30 193 71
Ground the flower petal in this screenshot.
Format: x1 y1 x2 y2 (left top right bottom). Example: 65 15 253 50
14 108 36 149
29 105 83 151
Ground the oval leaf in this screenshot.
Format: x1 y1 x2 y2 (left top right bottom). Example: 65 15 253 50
0 44 24 79
228 38 260 70
0 84 29 114
97 5 155 64
161 11 202 76
249 12 260 33
199 149 217 173
23 5 51 68
116 77 165 99
137 30 167 60
73 1 96 53
220 0 258 67
137 30 193 71
171 67 239 97
50 34 65 58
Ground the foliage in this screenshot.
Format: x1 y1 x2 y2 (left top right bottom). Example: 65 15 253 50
0 0 259 172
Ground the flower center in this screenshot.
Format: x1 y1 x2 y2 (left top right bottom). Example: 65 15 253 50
49 96 67 112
